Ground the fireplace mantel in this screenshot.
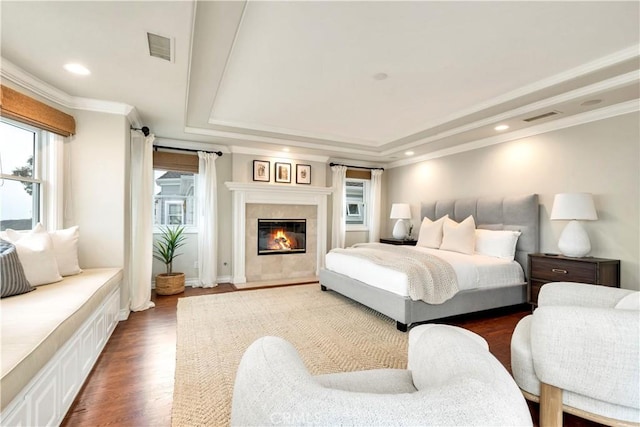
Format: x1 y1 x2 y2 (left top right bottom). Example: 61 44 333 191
225 182 332 284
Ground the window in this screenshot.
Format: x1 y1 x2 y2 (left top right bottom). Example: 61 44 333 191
0 119 42 231
153 169 196 228
345 178 368 230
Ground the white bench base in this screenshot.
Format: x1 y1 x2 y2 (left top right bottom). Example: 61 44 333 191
1 286 120 426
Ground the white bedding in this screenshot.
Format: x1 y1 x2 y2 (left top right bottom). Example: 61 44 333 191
325 246 524 297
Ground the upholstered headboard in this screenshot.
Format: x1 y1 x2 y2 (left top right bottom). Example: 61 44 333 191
420 194 539 279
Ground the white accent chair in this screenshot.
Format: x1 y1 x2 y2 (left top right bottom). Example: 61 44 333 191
231 324 532 426
511 282 640 426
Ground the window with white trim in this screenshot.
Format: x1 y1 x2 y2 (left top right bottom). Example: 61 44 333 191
345 178 369 231
0 119 43 231
153 169 197 228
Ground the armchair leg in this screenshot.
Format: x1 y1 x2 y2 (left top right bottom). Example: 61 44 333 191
540 382 563 427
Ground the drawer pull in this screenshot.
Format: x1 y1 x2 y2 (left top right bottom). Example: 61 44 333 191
551 268 568 274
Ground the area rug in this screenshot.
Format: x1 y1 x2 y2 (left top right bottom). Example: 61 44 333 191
172 284 408 426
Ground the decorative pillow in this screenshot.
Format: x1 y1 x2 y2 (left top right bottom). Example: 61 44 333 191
0 240 34 298
416 215 449 248
615 293 640 310
440 215 476 255
474 229 522 261
49 226 82 276
5 224 62 286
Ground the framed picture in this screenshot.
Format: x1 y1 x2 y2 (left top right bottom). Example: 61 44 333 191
296 164 311 184
274 162 292 183
346 203 361 216
253 160 270 182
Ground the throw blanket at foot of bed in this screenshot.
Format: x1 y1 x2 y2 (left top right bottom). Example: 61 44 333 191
330 243 459 304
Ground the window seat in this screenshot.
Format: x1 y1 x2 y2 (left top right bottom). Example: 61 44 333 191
0 268 122 425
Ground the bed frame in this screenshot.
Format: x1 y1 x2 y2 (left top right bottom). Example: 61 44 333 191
319 194 539 331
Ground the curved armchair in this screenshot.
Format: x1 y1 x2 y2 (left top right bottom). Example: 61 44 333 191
511 282 640 426
231 324 532 426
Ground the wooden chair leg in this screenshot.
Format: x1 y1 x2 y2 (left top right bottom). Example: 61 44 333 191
540 382 563 427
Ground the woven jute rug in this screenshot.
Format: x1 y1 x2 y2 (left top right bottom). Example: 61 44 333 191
171 284 408 426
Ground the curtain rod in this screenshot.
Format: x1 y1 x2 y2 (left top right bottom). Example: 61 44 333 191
153 145 223 157
329 162 384 171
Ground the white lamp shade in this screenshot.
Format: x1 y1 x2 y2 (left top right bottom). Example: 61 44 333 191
550 193 598 221
390 203 411 219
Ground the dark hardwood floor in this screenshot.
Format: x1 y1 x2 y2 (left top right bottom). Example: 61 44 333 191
62 284 602 427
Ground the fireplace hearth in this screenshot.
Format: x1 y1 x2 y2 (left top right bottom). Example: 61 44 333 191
258 219 306 255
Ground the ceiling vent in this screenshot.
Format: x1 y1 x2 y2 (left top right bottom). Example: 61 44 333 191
523 111 561 122
147 32 172 62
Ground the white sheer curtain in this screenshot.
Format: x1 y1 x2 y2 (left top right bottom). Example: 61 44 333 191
331 165 348 249
129 131 155 312
368 169 383 242
196 151 219 287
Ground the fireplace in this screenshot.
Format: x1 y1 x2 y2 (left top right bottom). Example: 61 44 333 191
257 219 306 255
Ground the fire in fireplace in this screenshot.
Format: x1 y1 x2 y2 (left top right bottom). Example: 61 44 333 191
258 219 306 255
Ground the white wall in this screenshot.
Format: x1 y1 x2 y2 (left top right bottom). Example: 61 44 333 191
385 112 640 290
64 110 129 305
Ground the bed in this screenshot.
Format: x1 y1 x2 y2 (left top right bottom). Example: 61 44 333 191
319 194 539 331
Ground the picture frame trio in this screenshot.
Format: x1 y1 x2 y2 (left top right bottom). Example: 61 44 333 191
253 160 311 184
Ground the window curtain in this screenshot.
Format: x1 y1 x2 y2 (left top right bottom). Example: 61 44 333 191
368 169 383 242
331 165 348 249
129 130 155 312
196 152 218 287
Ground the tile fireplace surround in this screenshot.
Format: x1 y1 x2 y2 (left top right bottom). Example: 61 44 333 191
225 182 332 284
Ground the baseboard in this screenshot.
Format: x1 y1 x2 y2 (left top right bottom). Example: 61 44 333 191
118 308 130 321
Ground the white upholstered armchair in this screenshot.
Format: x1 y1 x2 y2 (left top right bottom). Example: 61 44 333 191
511 282 640 426
231 324 532 426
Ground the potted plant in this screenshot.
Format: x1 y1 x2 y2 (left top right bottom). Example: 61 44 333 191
153 225 187 295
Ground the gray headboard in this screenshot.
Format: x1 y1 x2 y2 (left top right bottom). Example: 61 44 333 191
420 194 539 279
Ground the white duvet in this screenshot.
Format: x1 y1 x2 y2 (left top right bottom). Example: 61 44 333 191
325 246 524 297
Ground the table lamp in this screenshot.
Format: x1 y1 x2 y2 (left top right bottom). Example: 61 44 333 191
550 192 598 257
390 203 411 239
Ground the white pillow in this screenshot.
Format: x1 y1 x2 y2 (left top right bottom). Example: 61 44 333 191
5 224 62 286
440 215 476 255
474 229 522 261
615 292 640 310
49 226 82 276
416 215 449 248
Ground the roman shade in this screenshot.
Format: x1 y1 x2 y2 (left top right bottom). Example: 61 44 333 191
152 150 198 173
0 85 76 136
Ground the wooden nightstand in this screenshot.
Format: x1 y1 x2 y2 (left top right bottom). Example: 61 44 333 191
380 238 417 246
528 253 620 306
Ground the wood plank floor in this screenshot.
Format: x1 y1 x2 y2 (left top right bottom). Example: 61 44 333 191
62 284 603 427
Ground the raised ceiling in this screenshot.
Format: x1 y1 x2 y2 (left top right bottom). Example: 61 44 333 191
2 1 639 165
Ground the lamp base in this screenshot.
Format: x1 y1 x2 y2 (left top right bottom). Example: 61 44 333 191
557 220 591 257
392 219 407 239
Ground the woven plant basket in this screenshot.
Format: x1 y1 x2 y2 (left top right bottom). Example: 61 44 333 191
155 272 185 295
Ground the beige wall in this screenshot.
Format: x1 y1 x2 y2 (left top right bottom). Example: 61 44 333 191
232 153 327 186
64 110 129 305
385 112 640 290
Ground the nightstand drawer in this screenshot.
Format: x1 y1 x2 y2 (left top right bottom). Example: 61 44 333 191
530 257 596 283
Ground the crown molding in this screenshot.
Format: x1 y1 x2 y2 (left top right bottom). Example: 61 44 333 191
381 70 640 156
229 145 329 163
387 100 640 169
396 44 640 140
1 57 136 117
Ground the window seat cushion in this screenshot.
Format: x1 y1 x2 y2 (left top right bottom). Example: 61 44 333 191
0 267 122 410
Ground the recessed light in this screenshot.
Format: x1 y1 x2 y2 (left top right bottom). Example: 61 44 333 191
373 72 388 81
494 124 509 131
64 63 90 76
282 147 290 152
404 151 414 156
